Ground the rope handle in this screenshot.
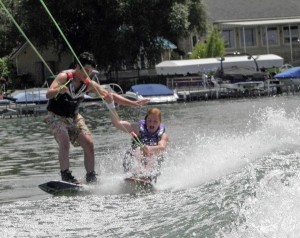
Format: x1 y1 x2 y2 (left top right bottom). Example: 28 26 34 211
130 131 144 148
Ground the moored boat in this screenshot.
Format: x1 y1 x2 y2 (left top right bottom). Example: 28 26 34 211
275 66 300 86
123 84 178 104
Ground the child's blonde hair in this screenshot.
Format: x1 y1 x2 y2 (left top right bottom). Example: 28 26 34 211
145 108 162 122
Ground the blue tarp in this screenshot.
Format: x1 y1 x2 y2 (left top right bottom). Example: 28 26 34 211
130 84 174 96
275 66 300 79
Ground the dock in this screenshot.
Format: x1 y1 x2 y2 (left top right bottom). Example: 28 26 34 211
0 100 47 118
167 76 284 101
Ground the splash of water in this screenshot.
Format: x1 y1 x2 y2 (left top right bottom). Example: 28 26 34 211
221 156 300 237
157 106 300 191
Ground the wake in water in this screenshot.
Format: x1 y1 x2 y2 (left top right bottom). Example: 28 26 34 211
156 106 300 192
96 105 300 195
219 152 300 237
154 105 300 237
90 104 300 198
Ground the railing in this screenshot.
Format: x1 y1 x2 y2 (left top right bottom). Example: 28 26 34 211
167 76 213 92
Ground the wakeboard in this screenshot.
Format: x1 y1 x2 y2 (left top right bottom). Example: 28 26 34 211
38 180 86 195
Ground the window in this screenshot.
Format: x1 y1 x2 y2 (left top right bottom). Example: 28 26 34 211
240 28 257 47
283 26 299 44
192 35 197 47
262 27 279 46
222 29 235 48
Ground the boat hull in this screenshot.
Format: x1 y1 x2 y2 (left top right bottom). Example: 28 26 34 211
124 84 178 104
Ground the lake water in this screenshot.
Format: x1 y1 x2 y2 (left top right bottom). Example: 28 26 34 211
2 95 300 237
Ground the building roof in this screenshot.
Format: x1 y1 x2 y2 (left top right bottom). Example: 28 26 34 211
156 37 177 49
203 0 300 23
9 42 29 60
220 18 300 27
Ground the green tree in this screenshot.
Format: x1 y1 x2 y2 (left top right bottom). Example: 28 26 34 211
2 0 207 70
0 0 24 56
191 42 206 59
0 57 9 77
188 0 207 34
0 56 16 85
191 28 225 59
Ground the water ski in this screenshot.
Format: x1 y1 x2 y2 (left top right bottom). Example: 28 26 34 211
38 180 86 195
124 177 153 190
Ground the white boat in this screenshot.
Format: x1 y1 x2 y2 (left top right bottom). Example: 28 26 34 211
7 84 121 104
9 88 48 104
0 99 11 105
3 86 107 115
85 83 124 99
123 84 178 104
0 83 125 117
0 88 48 117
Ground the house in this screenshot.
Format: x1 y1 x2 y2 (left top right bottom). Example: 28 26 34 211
186 0 300 66
9 42 73 87
10 0 300 85
157 37 177 61
9 38 175 86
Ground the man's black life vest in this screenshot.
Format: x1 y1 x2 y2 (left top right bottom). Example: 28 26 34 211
47 72 90 117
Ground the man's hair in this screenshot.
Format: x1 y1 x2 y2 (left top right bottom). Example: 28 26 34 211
76 52 96 68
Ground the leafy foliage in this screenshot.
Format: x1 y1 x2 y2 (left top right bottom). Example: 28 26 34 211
188 0 207 34
191 28 225 59
0 57 9 76
169 3 190 37
1 0 207 70
0 0 24 56
0 56 16 80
